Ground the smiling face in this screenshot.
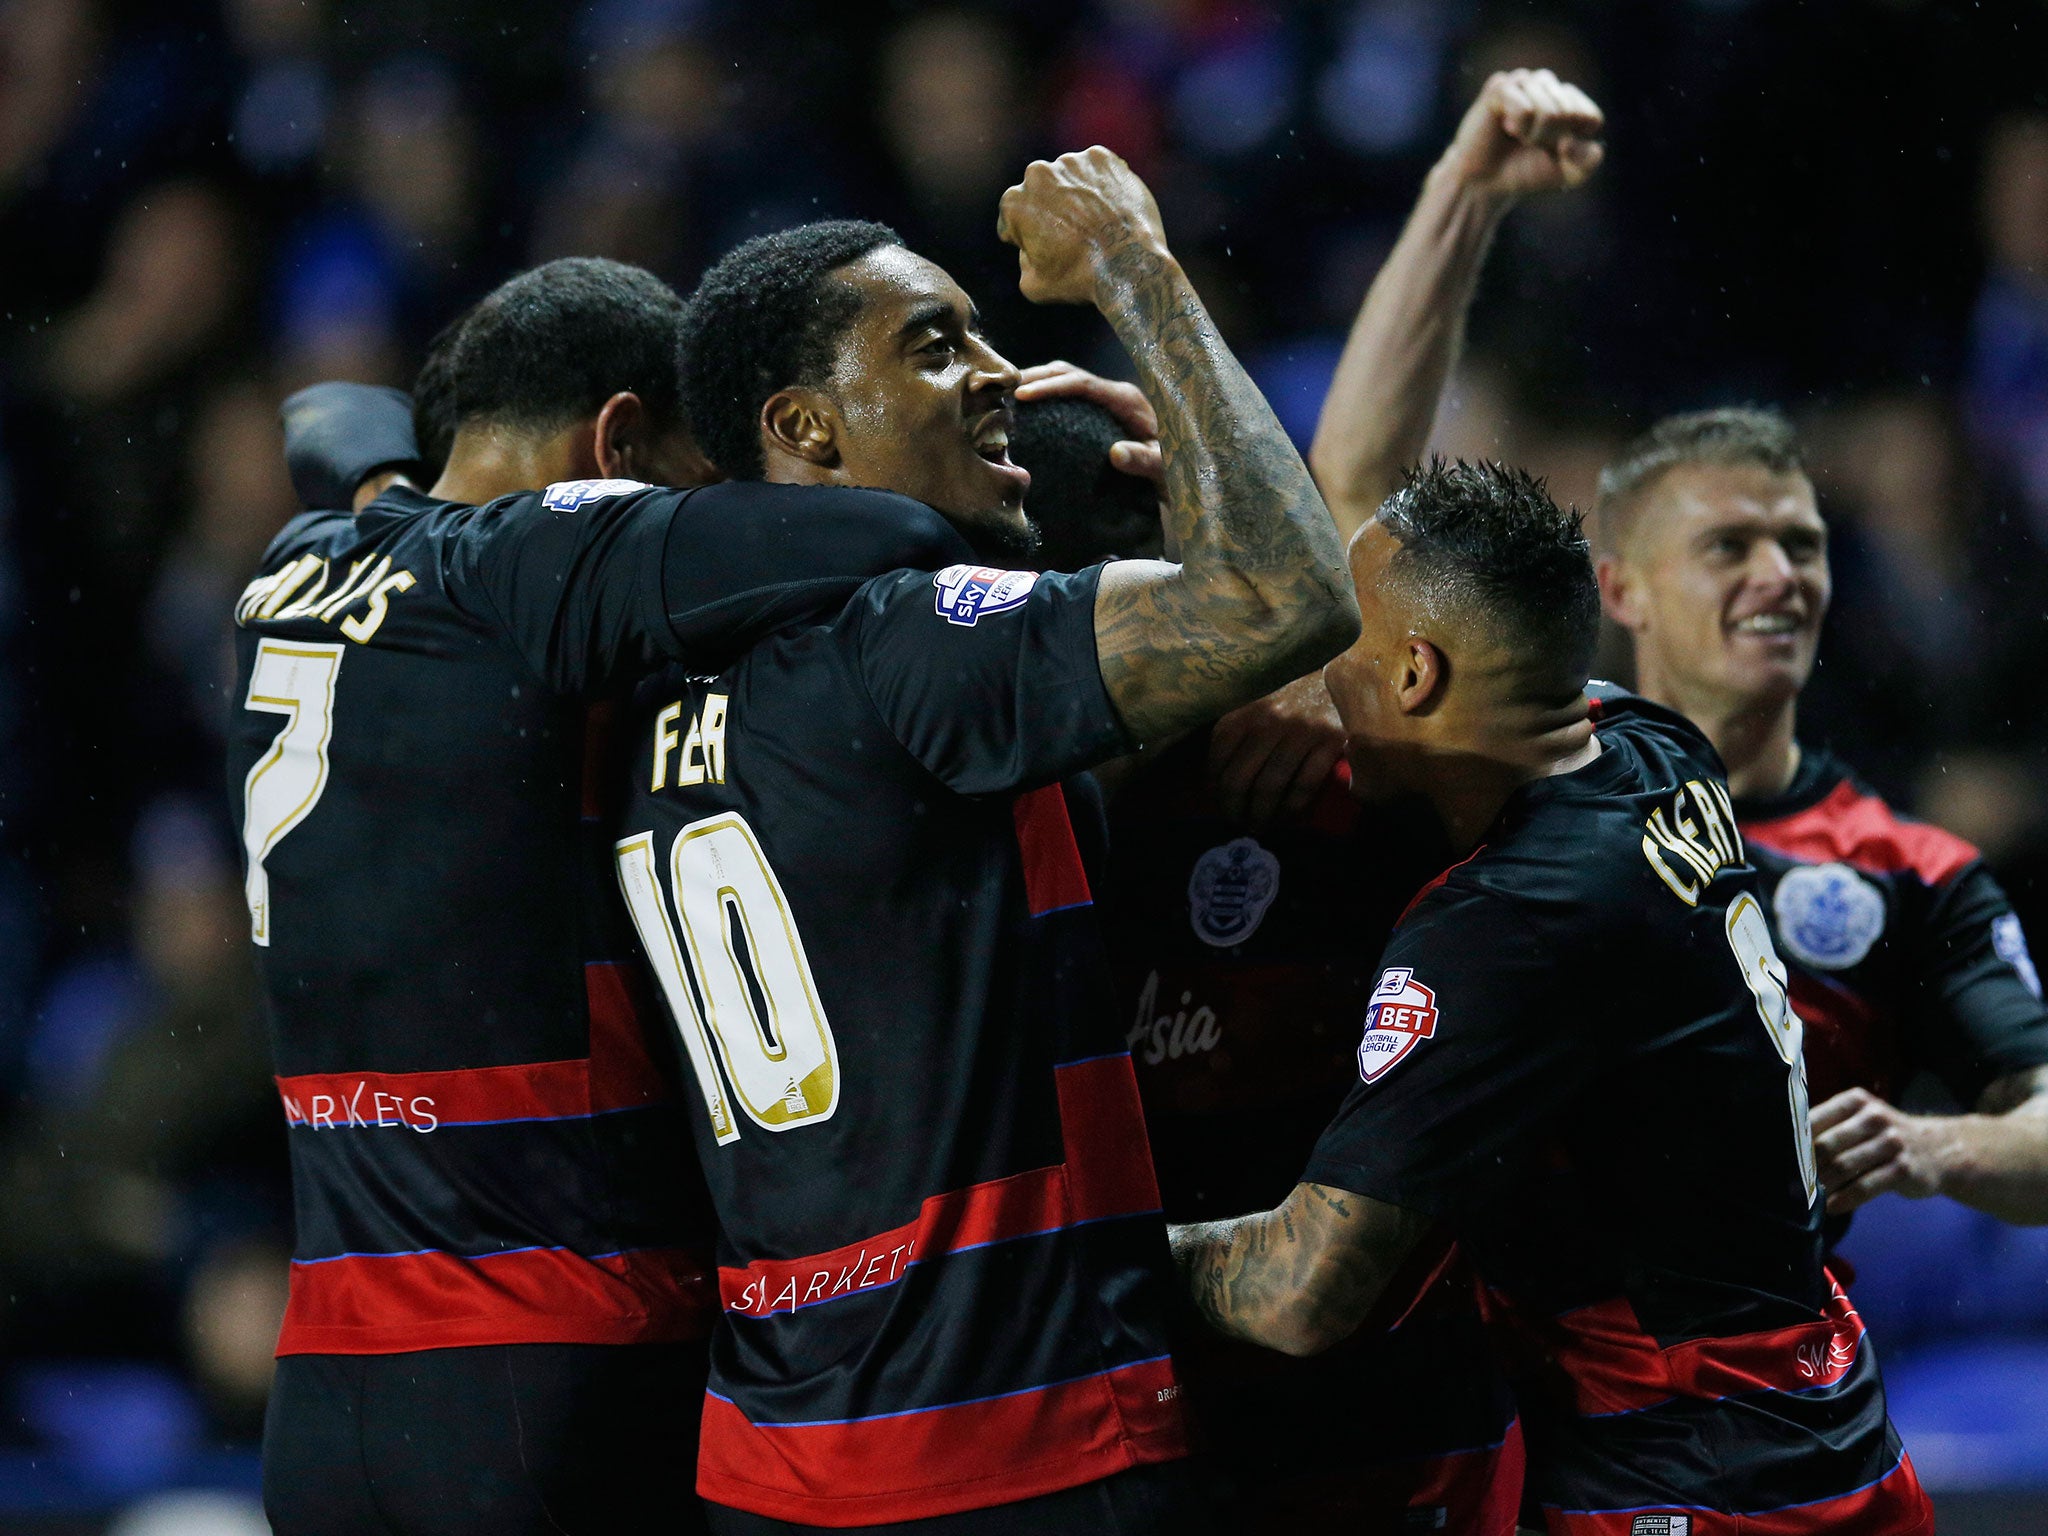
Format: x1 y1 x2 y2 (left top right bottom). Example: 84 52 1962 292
1605 461 1830 718
820 245 1032 557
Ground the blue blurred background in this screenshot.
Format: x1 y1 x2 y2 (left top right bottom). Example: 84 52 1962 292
0 0 2045 1530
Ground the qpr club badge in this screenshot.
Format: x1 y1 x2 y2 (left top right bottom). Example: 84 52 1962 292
1772 861 1886 971
1187 837 1280 948
1357 967 1439 1083
933 565 1037 626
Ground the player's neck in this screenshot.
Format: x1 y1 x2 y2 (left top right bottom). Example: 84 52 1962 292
430 423 585 506
1633 653 1801 800
1706 700 1801 801
1417 697 1600 852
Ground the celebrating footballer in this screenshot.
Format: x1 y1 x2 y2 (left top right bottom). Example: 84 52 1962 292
193 42 2048 1536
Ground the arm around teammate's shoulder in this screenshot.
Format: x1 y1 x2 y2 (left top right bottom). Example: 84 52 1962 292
441 479 972 696
998 149 1359 747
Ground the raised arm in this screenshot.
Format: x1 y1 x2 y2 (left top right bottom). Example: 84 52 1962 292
1309 68 1604 540
1169 1182 1432 1356
998 149 1359 745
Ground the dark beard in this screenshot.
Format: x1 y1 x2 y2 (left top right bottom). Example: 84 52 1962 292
967 514 1044 568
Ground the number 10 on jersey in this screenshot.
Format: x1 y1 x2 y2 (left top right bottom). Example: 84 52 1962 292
616 815 841 1144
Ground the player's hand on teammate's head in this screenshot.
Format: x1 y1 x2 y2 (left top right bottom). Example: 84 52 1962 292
997 147 1171 308
1206 672 1348 829
1013 360 1164 483
1442 68 1605 201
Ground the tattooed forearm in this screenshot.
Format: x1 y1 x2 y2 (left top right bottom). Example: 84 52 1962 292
1088 244 1359 744
1168 1182 1430 1357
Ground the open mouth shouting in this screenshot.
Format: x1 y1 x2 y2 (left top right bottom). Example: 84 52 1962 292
971 408 1031 497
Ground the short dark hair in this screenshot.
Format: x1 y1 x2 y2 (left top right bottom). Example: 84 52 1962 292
1594 406 1805 554
1380 458 1601 695
679 219 904 479
1009 397 1162 570
441 257 686 438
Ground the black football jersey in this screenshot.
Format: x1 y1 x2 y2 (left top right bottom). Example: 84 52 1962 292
1103 744 1521 1532
1302 692 1932 1535
226 479 956 1355
1735 746 2048 1112
611 556 1189 1524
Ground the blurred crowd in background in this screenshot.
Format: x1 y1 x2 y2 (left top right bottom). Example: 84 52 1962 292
0 0 2044 1529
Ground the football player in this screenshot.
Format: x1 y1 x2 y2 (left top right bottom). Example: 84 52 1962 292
1170 460 1935 1534
239 258 962 1535
1073 69 1606 1534
1596 409 2048 1223
599 149 1355 1532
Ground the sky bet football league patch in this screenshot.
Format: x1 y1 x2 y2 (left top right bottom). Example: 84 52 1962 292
540 478 650 513
932 565 1037 626
1357 966 1439 1082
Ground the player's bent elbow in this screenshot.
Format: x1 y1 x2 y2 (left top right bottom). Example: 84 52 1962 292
1261 1300 1356 1359
1268 587 1361 678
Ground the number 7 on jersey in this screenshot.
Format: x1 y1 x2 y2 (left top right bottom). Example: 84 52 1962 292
240 639 345 945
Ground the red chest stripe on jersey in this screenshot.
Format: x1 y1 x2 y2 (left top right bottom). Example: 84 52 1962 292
1541 1448 1932 1534
275 1244 715 1355
718 1054 1162 1316
1013 784 1092 916
696 1354 1189 1526
1484 1274 1867 1416
1786 970 1896 1106
1743 780 1978 887
273 962 670 1129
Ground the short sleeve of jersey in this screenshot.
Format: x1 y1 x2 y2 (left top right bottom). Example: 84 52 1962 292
851 562 1130 795
441 481 684 694
1300 885 1592 1219
444 480 970 695
1907 862 2048 1102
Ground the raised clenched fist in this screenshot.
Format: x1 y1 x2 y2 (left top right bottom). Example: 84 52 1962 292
1442 68 1605 201
997 147 1171 307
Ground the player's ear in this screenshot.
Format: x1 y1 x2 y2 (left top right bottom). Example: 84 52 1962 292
761 388 841 472
1595 553 1641 630
593 391 649 480
1392 637 1448 715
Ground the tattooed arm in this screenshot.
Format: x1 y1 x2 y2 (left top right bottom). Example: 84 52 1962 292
998 149 1359 745
1169 1182 1433 1356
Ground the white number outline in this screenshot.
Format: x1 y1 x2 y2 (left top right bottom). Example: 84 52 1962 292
616 831 740 1146
1725 891 1820 1206
240 639 346 946
615 812 839 1141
